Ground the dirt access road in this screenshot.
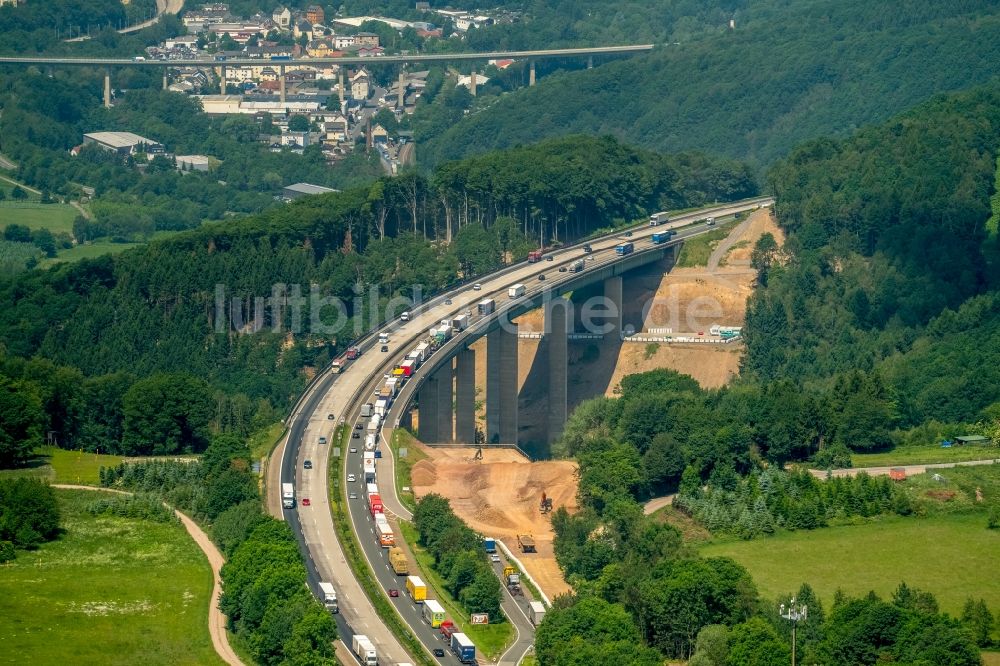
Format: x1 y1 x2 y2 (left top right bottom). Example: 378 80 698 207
54 484 244 666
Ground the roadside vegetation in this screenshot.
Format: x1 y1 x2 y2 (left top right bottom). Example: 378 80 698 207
674 220 736 267
390 428 427 514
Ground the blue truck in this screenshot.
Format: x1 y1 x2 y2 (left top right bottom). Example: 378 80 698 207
651 231 674 244
615 242 634 256
451 632 476 663
483 537 496 553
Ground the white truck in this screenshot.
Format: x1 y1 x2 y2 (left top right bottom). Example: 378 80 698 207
508 284 526 298
318 581 339 613
281 483 295 509
452 314 470 330
528 600 546 626
365 433 377 451
478 298 495 315
361 403 373 418
374 398 389 417
367 414 382 433
351 634 378 666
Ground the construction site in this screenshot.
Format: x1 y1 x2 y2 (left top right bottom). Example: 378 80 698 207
409 444 577 600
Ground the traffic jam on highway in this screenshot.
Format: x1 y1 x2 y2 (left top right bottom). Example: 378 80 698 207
336 327 483 665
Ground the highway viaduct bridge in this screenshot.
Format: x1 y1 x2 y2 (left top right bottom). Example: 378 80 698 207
0 44 654 108
382 197 774 453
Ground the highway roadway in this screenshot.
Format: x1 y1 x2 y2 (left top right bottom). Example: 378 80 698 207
279 196 774 666
0 44 654 68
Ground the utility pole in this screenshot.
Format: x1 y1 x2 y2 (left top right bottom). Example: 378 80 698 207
780 597 808 666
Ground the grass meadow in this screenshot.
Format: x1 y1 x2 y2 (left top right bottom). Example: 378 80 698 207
701 512 1000 616
0 488 221 665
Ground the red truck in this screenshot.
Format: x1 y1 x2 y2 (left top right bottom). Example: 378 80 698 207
527 250 543 263
439 620 457 640
369 494 383 517
346 346 361 360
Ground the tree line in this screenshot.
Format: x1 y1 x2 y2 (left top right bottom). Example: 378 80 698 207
413 494 503 622
0 477 60 562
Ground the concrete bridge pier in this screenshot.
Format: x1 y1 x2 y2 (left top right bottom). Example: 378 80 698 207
219 65 226 94
587 56 593 69
486 325 519 444
162 71 168 91
605 275 623 340
279 65 286 105
470 69 477 96
418 373 440 443
455 348 476 444
529 60 536 86
103 67 111 108
546 297 569 445
398 68 405 109
436 361 454 443
338 67 345 105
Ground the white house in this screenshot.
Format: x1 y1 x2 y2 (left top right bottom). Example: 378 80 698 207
272 6 291 29
350 69 370 100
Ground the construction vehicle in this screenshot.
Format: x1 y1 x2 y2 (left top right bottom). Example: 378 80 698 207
517 534 536 553
540 491 553 514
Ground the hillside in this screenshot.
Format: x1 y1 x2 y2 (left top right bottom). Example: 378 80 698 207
745 84 1000 428
417 0 1000 169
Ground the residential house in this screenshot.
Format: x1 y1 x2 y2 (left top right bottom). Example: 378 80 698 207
357 46 384 57
294 20 312 40
355 31 379 47
176 155 211 172
306 39 335 57
259 67 278 82
305 4 325 25
321 114 349 143
415 1 430 11
246 45 293 58
333 35 356 50
165 35 200 50
272 6 291 29
370 124 389 144
350 68 370 100
281 131 311 148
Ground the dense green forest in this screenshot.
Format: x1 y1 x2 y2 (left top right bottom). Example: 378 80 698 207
745 85 1000 426
417 0 1000 170
0 135 750 460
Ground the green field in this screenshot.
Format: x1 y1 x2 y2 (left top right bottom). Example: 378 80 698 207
0 488 222 665
700 513 1000 615
399 521 513 660
0 201 77 233
850 444 999 467
675 220 737 267
0 447 124 485
44 240 142 264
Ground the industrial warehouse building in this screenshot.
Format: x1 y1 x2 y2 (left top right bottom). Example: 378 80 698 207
282 182 339 200
83 131 164 155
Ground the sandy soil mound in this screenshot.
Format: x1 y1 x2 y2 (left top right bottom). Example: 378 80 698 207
411 444 577 599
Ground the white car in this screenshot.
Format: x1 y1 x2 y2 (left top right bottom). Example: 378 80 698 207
473 283 482 291
347 473 356 482
490 553 501 563
400 311 410 321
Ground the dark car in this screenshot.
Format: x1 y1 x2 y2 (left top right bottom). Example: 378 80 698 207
559 266 567 272
355 423 363 429
538 274 546 281
583 244 593 253
625 231 633 237
381 345 389 352
389 588 399 598
545 255 553 261
433 648 445 657
352 432 360 439
303 460 313 469
327 413 335 420
445 298 452 304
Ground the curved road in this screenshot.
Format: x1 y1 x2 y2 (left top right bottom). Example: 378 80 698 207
120 0 185 34
53 484 243 666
